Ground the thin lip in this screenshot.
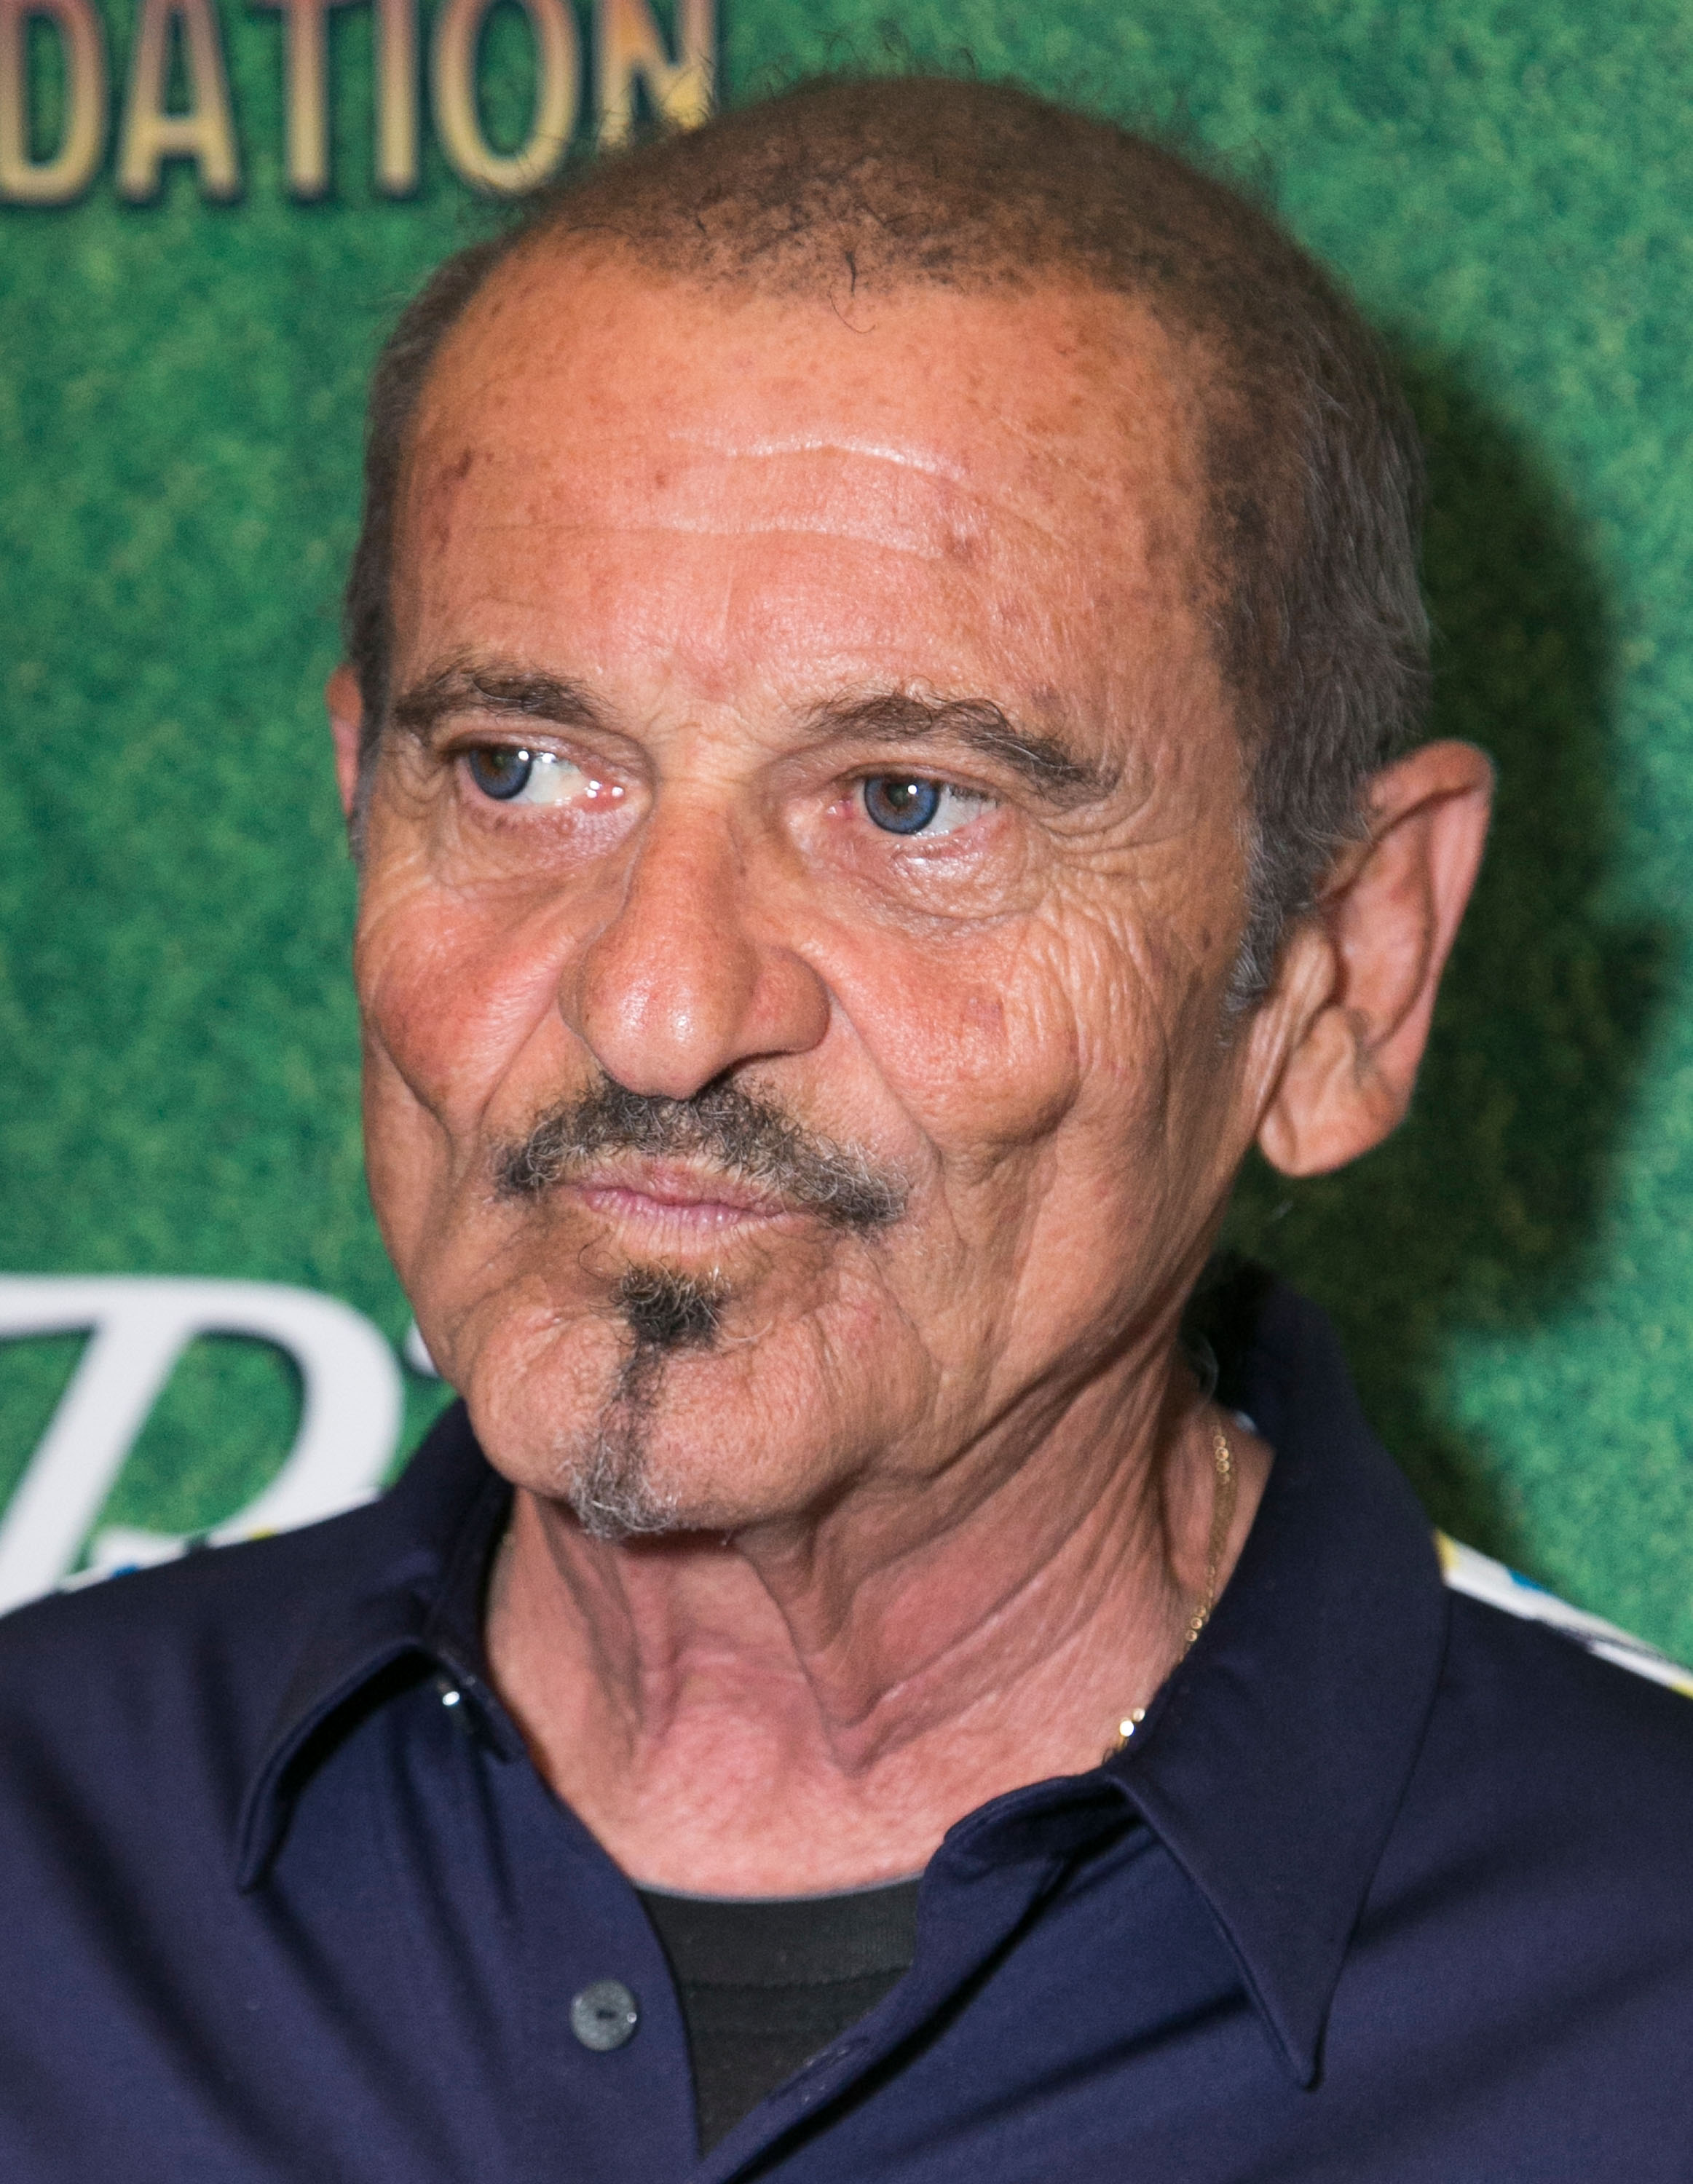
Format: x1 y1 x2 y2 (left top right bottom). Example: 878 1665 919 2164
563 1159 797 1219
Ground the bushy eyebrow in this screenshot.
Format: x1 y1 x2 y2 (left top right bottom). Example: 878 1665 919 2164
390 664 1118 809
390 663 607 738
805 692 1118 808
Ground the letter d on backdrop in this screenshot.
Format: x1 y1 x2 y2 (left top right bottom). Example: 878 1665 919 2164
0 0 106 205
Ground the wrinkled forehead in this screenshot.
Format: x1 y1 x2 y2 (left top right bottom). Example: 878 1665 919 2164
396 244 1228 721
416 245 1216 544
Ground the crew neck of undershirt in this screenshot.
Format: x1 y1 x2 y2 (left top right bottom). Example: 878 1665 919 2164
636 1875 923 2151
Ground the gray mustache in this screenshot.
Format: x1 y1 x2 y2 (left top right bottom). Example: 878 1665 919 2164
494 1077 909 1233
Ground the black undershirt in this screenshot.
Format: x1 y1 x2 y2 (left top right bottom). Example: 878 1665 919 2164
636 1878 922 2153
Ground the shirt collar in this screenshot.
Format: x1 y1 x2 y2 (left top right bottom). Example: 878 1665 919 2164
233 1268 1449 2089
1105 1266 1448 2085
233 1403 516 1888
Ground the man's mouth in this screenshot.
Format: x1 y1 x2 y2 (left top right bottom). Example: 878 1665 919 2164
492 1075 909 1233
565 1160 799 1235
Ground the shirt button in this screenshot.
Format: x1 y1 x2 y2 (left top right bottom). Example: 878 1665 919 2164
570 1979 639 2052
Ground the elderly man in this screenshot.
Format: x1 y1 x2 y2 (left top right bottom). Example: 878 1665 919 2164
4 74 1691 2182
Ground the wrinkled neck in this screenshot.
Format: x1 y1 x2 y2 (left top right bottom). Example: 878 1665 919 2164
483 1341 1269 1892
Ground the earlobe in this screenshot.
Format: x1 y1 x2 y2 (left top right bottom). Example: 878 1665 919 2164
1255 740 1493 1179
326 665 365 829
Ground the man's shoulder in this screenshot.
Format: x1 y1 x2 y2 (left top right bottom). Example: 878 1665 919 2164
1341 1533 1693 2046
1418 1534 1693 1850
0 1399 489 1762
0 1500 382 1768
1437 1532 1693 1706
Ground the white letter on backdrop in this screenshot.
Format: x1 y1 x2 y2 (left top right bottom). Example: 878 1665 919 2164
0 1277 403 1614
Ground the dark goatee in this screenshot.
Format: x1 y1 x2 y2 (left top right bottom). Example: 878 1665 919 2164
564 1275 725 1538
613 1264 727 1351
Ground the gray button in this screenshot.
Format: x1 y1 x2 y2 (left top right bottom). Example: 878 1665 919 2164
570 1979 639 2052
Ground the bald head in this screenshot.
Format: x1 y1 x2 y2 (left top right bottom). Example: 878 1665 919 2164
345 74 1429 997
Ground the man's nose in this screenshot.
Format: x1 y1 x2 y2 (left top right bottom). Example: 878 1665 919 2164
560 801 831 1100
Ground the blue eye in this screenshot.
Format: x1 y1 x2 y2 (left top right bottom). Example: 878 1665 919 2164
465 746 612 809
864 778 942 834
861 776 995 837
468 745 534 801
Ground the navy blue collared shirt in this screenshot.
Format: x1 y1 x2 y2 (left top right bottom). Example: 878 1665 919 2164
4 1278 1692 2179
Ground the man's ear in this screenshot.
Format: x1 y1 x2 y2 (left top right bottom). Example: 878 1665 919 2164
326 665 364 828
1256 740 1494 1178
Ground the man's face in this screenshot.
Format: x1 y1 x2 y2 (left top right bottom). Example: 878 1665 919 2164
353 250 1267 1535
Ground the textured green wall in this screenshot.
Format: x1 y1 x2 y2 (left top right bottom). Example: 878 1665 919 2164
5 0 1693 1653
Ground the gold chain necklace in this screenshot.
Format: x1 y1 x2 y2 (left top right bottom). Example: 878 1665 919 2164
1104 1419 1237 1760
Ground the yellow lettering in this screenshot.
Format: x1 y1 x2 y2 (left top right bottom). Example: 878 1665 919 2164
252 0 357 199
116 0 240 201
373 0 416 194
594 0 711 148
0 0 106 205
430 0 575 197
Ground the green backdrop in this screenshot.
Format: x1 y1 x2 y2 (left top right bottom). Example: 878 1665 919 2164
5 0 1693 1655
